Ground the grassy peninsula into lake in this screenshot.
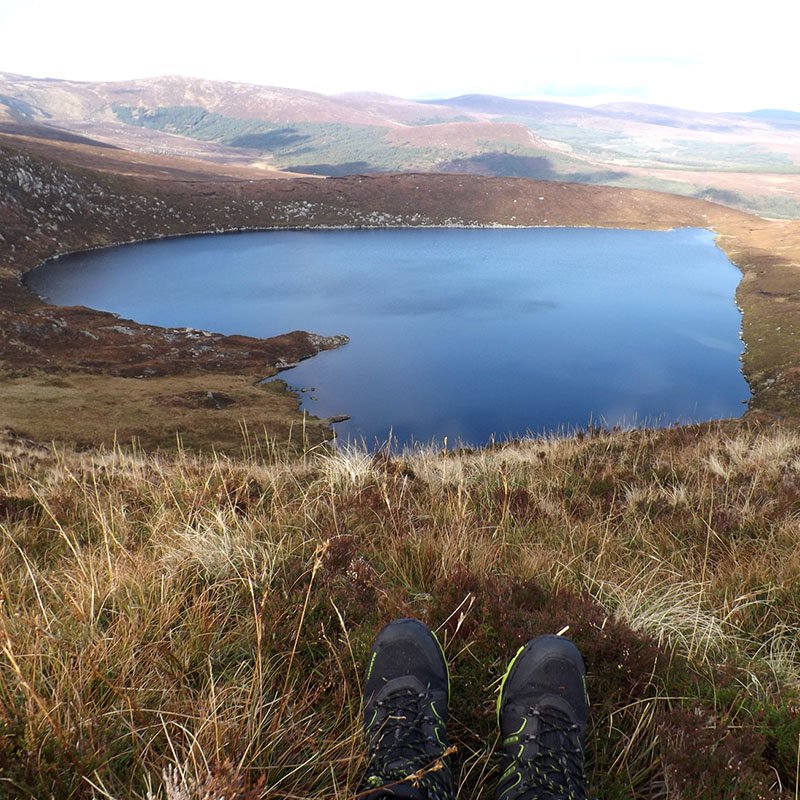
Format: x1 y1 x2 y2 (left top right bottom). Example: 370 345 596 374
2 128 800 798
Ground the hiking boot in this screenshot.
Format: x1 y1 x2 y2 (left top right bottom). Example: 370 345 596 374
360 618 454 800
496 635 589 800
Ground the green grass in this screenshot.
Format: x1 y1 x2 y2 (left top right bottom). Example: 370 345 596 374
112 105 454 174
1 423 798 798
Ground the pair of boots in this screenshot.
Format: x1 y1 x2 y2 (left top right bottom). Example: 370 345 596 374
360 618 589 800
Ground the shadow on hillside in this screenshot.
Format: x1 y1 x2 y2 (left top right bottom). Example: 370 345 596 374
437 152 629 184
278 152 632 181
284 161 379 176
693 187 745 205
229 128 310 150
438 153 559 179
0 120 120 149
568 168 631 184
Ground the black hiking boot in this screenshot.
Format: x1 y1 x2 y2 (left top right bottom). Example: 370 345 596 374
360 618 454 800
496 635 589 800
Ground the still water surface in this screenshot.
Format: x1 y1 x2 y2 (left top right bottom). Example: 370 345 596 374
27 227 749 446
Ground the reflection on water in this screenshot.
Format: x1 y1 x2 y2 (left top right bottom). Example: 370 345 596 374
27 227 749 447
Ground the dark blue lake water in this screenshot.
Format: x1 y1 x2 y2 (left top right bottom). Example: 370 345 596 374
27 227 749 446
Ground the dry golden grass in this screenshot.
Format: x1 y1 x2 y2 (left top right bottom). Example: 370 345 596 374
0 372 330 452
1 422 799 798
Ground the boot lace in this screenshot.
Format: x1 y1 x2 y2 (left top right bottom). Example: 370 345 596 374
364 685 451 798
501 705 587 800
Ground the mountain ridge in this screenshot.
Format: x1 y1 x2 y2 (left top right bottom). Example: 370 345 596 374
2 72 800 218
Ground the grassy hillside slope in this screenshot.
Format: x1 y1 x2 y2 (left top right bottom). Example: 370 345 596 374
1 424 799 798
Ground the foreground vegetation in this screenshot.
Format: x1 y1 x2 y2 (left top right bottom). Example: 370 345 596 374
1 422 798 799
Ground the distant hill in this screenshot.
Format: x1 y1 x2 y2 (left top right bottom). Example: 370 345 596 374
744 109 800 130
2 73 800 218
424 93 590 118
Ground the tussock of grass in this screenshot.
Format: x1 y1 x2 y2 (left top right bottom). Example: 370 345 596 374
0 423 799 798
315 445 378 491
590 576 740 660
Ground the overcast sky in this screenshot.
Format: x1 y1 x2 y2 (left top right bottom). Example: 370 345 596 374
2 0 799 111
